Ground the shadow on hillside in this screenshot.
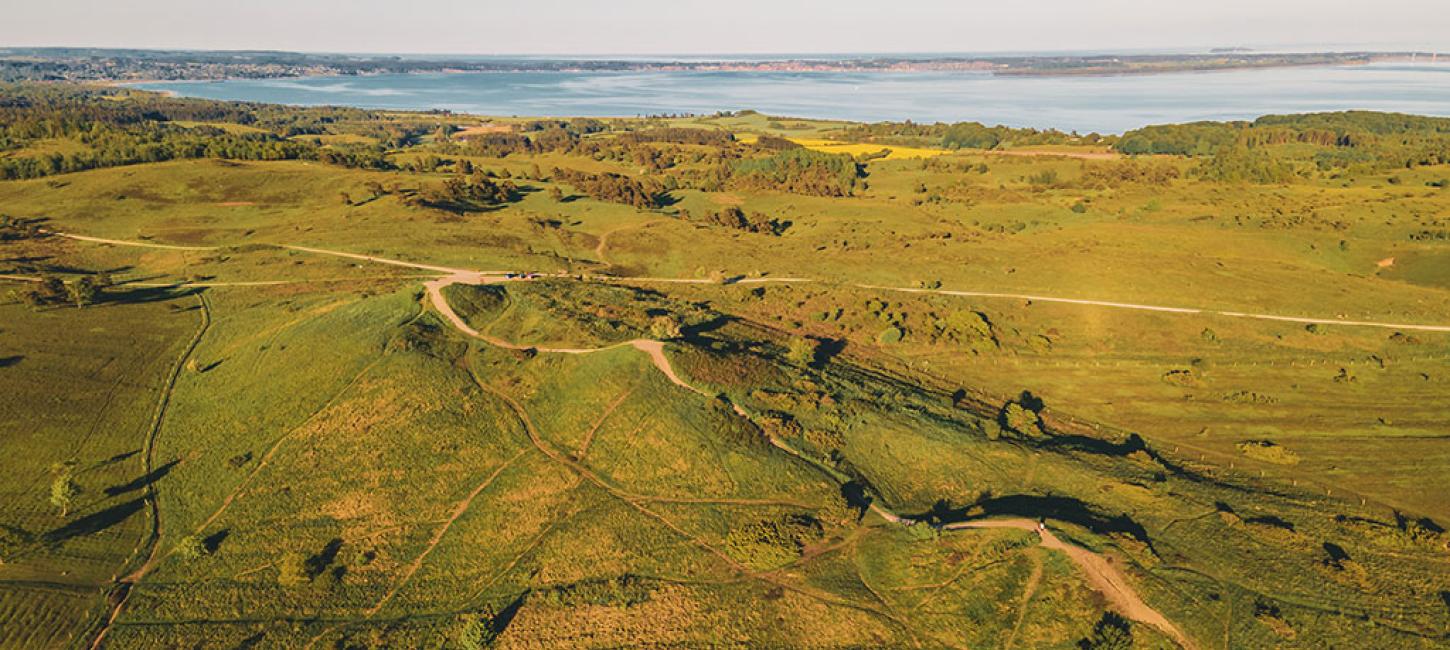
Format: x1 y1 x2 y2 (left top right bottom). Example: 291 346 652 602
918 493 1156 549
680 315 734 341
0 355 22 368
42 497 145 545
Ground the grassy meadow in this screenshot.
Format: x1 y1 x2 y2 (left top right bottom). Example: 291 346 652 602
1 85 1448 648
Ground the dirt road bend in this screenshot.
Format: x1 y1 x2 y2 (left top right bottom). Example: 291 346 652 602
942 518 1195 650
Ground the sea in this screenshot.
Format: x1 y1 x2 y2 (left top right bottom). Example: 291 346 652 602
136 61 1450 134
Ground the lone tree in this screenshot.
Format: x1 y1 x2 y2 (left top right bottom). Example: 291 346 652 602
50 471 80 517
649 315 682 340
786 337 818 366
65 276 97 309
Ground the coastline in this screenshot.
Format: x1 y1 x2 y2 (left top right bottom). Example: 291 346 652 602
26 50 1435 87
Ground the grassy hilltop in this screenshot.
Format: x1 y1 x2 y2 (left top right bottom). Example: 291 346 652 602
1 84 1449 649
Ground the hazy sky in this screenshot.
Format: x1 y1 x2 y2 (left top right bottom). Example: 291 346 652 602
4 0 1447 55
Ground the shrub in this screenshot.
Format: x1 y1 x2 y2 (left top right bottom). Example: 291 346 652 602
173 535 207 561
453 608 498 650
1000 401 1043 437
786 337 817 366
277 551 310 586
649 315 682 340
1078 611 1133 650
1236 440 1301 465
724 514 822 569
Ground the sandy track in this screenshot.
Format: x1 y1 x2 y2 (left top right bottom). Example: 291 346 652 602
942 519 1194 649
51 232 219 251
867 284 1450 333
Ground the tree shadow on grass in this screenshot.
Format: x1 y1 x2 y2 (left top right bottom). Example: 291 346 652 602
919 493 1157 550
306 538 344 579
0 355 22 368
203 529 230 554
492 591 529 638
42 497 145 545
104 459 179 497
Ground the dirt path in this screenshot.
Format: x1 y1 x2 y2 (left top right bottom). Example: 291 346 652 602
40 233 1207 647
867 284 1450 334
1003 550 1043 650
51 232 219 251
592 218 667 266
942 519 1195 650
280 244 492 276
88 292 211 650
52 230 1450 334
364 450 527 617
576 385 637 458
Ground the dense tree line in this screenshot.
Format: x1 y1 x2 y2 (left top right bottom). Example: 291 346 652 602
0 84 403 179
730 149 863 196
405 172 521 211
687 206 789 235
834 120 1098 150
753 135 802 151
519 118 609 134
1113 122 1243 156
553 168 667 209
1117 111 1450 178
617 128 735 147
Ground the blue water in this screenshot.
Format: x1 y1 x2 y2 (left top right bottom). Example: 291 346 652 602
138 62 1450 134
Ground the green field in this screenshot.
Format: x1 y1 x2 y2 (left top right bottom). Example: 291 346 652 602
2 85 1449 649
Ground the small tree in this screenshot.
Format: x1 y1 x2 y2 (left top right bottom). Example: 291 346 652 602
1079 611 1133 650
649 315 682 340
454 607 498 650
173 535 207 561
1001 401 1043 437
277 551 310 586
548 186 564 202
50 472 80 517
66 277 97 309
786 337 817 366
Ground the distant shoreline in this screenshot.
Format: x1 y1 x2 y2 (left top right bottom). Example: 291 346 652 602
5 47 1434 84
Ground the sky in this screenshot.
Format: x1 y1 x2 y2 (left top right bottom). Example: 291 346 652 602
3 0 1447 56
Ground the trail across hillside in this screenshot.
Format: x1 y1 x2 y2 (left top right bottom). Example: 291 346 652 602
33 231 1450 333
27 232 1202 647
421 271 1192 648
864 284 1450 334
